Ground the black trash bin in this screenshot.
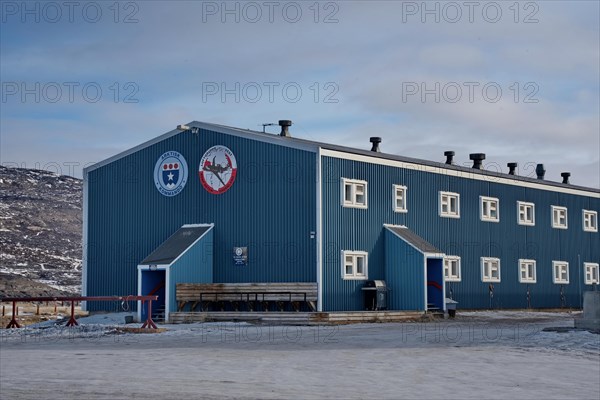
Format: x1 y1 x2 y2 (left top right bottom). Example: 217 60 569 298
362 280 387 311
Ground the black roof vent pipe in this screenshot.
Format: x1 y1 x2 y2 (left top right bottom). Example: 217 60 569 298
561 172 571 184
444 151 455 165
536 164 546 180
279 120 292 137
370 137 381 152
470 153 485 169
507 162 518 175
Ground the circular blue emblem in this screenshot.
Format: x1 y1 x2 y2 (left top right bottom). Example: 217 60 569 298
154 151 188 196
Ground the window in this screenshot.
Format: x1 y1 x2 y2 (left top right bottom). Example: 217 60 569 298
519 259 537 283
583 210 598 232
481 257 501 282
341 251 368 280
393 185 407 213
444 256 461 282
552 261 569 284
480 196 499 222
552 206 568 229
439 191 460 218
517 202 535 226
584 263 599 285
342 179 367 209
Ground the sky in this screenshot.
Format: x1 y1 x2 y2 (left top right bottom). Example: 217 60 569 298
1 0 599 187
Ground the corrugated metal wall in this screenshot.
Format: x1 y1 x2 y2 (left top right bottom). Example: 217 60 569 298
86 129 317 311
169 228 214 314
322 155 599 311
385 229 425 311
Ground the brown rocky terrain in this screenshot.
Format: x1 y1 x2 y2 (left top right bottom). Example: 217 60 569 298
0 166 82 297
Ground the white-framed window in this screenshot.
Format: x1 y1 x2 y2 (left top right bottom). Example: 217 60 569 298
341 178 368 209
480 196 499 222
439 191 460 218
517 201 535 226
519 259 537 283
552 206 568 229
444 256 461 282
393 185 407 213
341 251 368 280
584 263 599 285
583 210 598 232
481 257 501 282
552 261 569 284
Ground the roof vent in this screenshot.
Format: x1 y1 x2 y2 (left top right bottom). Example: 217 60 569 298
507 162 518 175
469 153 486 169
536 164 546 180
444 151 455 165
370 137 381 152
279 120 292 137
561 172 570 184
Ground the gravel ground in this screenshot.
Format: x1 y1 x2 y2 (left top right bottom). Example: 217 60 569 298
0 311 598 400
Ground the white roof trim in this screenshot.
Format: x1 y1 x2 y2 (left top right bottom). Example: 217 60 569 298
82 120 599 197
384 225 442 256
84 121 318 174
181 223 214 228
322 149 600 198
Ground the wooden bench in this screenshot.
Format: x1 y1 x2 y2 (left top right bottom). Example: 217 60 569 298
176 283 318 312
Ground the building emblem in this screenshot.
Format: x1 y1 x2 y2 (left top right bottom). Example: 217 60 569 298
154 151 188 196
199 145 238 194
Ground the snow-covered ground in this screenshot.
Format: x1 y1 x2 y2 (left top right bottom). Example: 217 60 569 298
1 311 598 399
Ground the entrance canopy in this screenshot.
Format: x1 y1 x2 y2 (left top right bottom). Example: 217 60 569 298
384 224 445 312
140 225 212 266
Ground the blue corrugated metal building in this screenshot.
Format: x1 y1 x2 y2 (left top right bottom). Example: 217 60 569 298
82 121 600 318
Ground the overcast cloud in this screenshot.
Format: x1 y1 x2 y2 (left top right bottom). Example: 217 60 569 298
1 1 598 187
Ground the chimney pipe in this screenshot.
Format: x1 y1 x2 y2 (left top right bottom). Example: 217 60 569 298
444 151 455 165
278 120 292 137
470 153 486 169
507 162 518 175
536 164 546 180
370 137 381 152
561 172 570 184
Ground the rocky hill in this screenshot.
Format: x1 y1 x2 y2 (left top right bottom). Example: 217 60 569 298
0 166 82 297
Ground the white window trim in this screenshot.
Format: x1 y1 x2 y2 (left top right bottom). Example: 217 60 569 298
518 259 537 283
551 205 568 229
517 201 535 226
584 262 599 285
393 184 408 213
341 178 368 209
582 210 598 232
439 191 460 219
552 261 569 284
341 250 368 280
481 257 501 283
444 256 461 282
480 196 500 222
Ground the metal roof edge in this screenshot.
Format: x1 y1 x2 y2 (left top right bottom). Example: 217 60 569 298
84 126 184 174
320 147 600 195
82 120 600 195
83 121 319 175
168 224 214 267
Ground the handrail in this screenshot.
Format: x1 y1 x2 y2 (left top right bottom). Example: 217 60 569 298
0 295 159 330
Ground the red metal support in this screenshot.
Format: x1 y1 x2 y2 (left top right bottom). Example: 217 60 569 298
141 300 158 329
6 301 21 329
65 300 78 327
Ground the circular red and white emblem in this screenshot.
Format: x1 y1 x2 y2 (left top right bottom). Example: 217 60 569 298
198 145 238 194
